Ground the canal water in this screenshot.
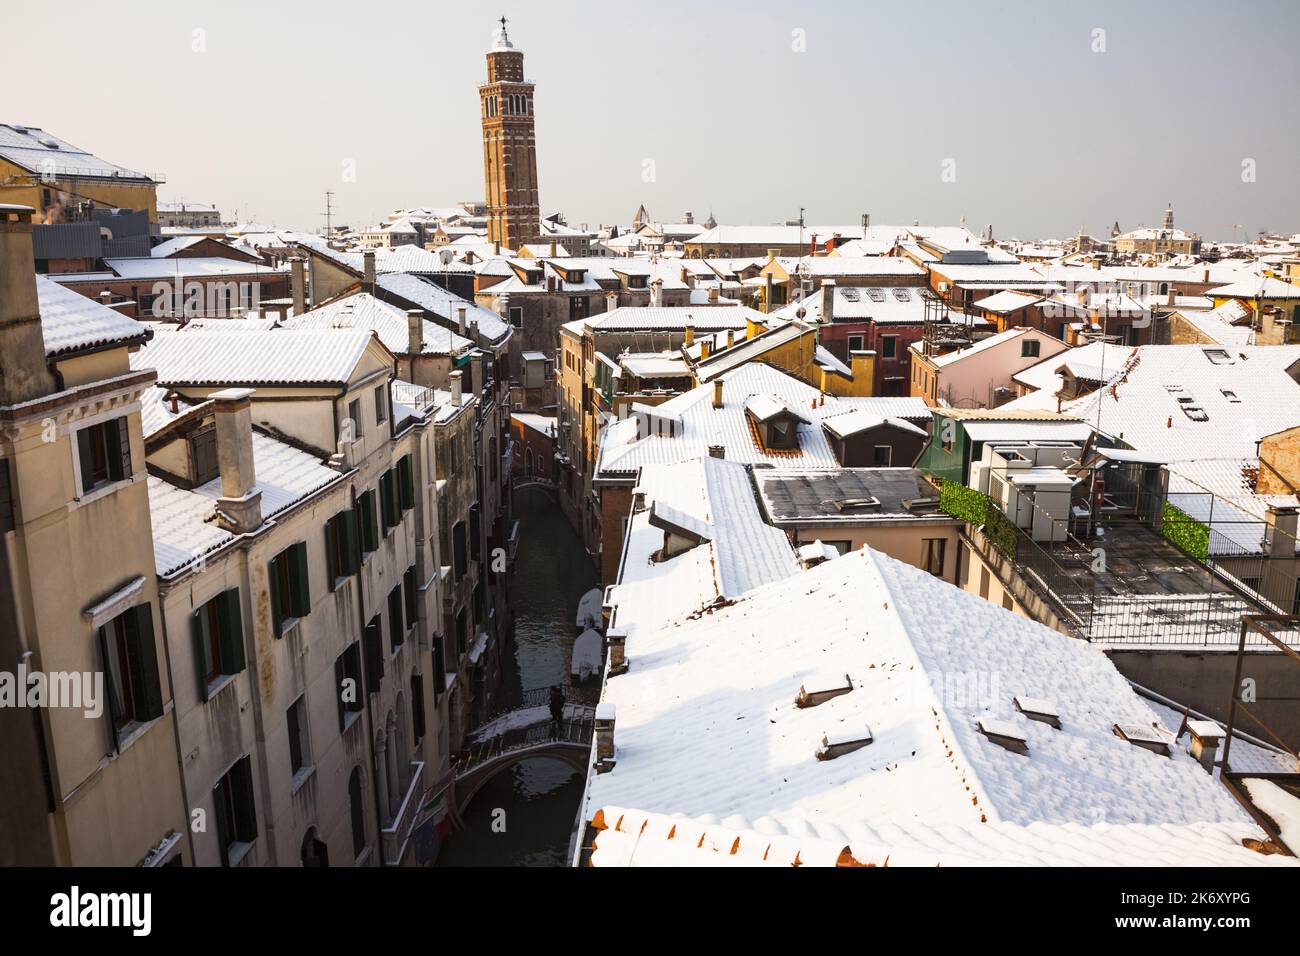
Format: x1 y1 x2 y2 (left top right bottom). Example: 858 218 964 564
435 485 596 867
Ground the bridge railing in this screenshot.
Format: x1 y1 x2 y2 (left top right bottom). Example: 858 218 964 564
453 709 595 777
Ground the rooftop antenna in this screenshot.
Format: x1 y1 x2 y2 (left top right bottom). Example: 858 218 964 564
321 190 334 237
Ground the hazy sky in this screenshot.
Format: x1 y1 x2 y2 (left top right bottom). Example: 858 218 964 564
5 0 1297 240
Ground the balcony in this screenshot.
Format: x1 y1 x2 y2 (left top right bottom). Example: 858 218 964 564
381 760 424 865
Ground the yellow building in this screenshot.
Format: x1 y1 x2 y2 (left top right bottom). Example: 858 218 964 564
0 124 159 224
1210 276 1300 339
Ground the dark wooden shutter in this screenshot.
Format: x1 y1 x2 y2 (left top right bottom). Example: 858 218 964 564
325 516 339 585
268 554 284 634
213 778 232 866
219 589 246 673
359 492 378 552
191 608 213 702
469 503 481 561
232 757 257 842
398 455 414 510
290 542 311 618
404 566 417 625
115 416 132 480
410 671 426 741
341 509 360 575
334 655 347 732
388 586 404 648
76 428 95 493
380 470 397 530
129 604 164 720
363 618 383 690
432 634 446 701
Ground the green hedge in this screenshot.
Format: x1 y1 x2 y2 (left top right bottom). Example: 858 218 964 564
984 504 1018 559
939 479 989 525
1161 500 1210 561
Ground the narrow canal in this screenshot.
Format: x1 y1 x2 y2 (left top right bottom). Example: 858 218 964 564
435 484 596 866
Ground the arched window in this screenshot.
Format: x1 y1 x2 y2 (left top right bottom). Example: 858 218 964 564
301 827 329 867
348 767 365 861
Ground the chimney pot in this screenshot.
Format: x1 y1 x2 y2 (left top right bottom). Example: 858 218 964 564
450 370 464 406
684 325 695 347
594 702 617 769
458 305 468 336
712 379 724 409
363 250 376 290
700 340 711 359
99 291 112 305
407 309 423 357
607 628 628 676
211 387 262 533
291 259 306 316
0 204 56 404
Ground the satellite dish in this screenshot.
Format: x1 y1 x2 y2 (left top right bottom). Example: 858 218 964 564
796 307 806 320
439 249 454 266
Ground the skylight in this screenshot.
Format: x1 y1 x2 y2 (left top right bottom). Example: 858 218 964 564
816 727 873 761
1203 348 1234 365
1113 723 1170 757
1013 696 1061 729
891 288 912 302
796 672 853 708
977 716 1028 755
866 288 886 303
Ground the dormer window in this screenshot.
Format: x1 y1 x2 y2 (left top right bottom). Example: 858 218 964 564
745 395 811 454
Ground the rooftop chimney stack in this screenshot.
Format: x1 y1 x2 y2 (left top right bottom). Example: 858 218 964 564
708 286 720 304
712 379 724 409
607 627 628 676
0 205 57 405
211 387 263 534
291 259 306 316
683 325 695 347
726 329 734 348
99 291 112 306
363 250 376 290
458 305 468 336
450 370 464 406
407 309 423 357
821 279 836 325
861 213 870 232
594 702 617 772
764 273 774 314
650 277 663 308
605 291 618 313
549 239 557 257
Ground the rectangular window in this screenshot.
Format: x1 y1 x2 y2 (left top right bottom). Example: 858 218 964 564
374 385 388 426
191 588 246 701
922 538 947 577
191 427 218 485
0 458 13 532
456 608 468 656
213 755 257 866
432 633 447 700
269 542 311 636
411 671 426 742
469 503 481 562
357 490 379 554
287 696 310 777
380 469 400 533
76 417 132 495
510 307 523 329
325 509 360 589
388 585 405 650
881 336 897 359
335 641 364 731
99 603 164 741
403 565 418 629
872 445 892 467
398 455 415 511
847 335 865 353
363 615 384 691
452 520 468 581
347 398 362 442
1021 339 1041 358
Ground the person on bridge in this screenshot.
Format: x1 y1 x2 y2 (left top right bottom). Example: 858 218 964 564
549 685 566 740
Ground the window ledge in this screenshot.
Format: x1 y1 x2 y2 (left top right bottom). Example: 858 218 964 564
342 709 362 734
226 839 255 868
69 474 140 511
354 845 372 868
290 764 316 795
206 672 237 701
277 616 301 639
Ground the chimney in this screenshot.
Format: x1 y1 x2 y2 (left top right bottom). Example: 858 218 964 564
407 309 423 357
849 350 876 396
763 273 774 314
594 702 616 771
549 239 557 257
291 259 306 316
821 278 836 324
99 290 113 306
708 286 719 304
0 205 57 404
650 278 663 308
450 370 464 406
363 250 376 290
726 330 735 348
471 352 484 397
1186 719 1224 773
700 340 711 359
211 388 263 534
861 212 870 233
1264 504 1298 558
493 239 500 255
683 325 695 347
458 305 468 336
708 443 725 459
712 379 724 409
607 627 628 676
746 316 761 340
604 291 618 313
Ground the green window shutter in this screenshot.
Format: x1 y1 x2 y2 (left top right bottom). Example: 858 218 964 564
334 655 347 732
398 456 414 511
388 586 404 648
290 542 311 618
410 671 425 741
359 492 378 552
191 609 213 702
325 516 339 586
219 589 246 674
379 471 395 530
115 416 132 480
76 428 95 493
363 618 383 690
129 604 164 721
232 758 257 842
268 554 284 635
341 509 360 575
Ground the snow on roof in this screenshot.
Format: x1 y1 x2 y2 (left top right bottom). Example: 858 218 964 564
821 409 927 440
101 257 285 280
36 275 150 356
0 124 153 180
1166 459 1300 557
512 412 557 439
587 306 756 332
608 456 798 642
926 327 1059 369
133 328 375 386
693 321 809 382
597 365 845 474
1062 344 1300 459
619 353 691 378
587 546 1263 837
744 393 813 424
148 426 340 577
376 273 510 344
773 256 925 278
282 292 471 356
1011 342 1135 395
588 806 1292 867
974 289 1045 313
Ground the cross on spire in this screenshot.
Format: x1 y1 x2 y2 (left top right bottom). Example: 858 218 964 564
499 16 508 39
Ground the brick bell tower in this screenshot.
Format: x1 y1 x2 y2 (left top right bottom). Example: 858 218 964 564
480 17 540 251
